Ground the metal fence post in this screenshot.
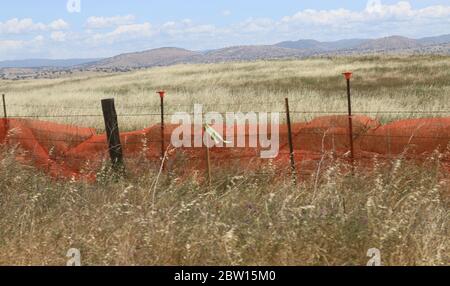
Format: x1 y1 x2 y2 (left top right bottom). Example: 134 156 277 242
285 98 297 184
343 72 355 168
157 91 166 168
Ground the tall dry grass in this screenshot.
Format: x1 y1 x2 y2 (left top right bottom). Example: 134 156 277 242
0 145 448 265
0 55 449 265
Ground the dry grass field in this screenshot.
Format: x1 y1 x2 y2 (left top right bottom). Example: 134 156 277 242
1 55 450 130
0 55 449 265
0 148 448 265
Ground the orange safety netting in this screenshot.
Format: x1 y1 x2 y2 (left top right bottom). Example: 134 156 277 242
1 115 450 181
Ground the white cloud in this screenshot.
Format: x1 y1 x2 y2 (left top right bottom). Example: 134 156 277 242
86 15 136 29
89 22 155 45
160 19 221 37
0 18 69 34
0 18 45 34
0 35 45 57
0 39 25 50
254 0 450 41
185 24 217 34
237 18 275 33
109 23 153 37
49 19 69 30
51 31 67 42
33 35 45 42
280 1 450 26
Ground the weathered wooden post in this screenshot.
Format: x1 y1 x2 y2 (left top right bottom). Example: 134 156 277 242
285 98 297 184
101 98 125 173
343 72 355 168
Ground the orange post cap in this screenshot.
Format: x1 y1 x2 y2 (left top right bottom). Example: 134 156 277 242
157 90 166 98
343 72 353 80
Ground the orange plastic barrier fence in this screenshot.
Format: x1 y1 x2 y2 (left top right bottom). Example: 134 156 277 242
1 116 449 181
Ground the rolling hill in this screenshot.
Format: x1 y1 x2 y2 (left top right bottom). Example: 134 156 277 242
84 34 450 70
187 45 307 63
85 47 199 69
83 45 309 70
1 34 450 75
353 36 422 51
275 38 366 52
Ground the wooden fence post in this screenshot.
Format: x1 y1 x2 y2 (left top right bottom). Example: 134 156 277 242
285 98 297 184
101 98 125 173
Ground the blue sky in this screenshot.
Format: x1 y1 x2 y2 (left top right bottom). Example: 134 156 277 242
1 0 449 60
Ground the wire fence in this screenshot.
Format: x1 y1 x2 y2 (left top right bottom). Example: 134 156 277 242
3 101 450 142
5 99 450 117
2 94 450 181
5 111 450 119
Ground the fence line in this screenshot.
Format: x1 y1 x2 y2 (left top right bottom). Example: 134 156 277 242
8 130 450 142
6 129 450 141
5 99 450 114
2 92 450 180
5 110 450 119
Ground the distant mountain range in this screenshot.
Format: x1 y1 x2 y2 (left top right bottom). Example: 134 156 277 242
1 34 450 71
276 34 450 52
83 35 450 70
82 45 311 69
